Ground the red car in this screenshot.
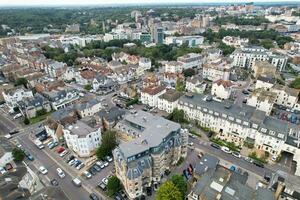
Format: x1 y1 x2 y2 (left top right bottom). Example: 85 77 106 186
5 163 13 171
56 147 65 154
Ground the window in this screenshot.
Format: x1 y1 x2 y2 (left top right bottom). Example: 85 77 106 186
261 128 267 133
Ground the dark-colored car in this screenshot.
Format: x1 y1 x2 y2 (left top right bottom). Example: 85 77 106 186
67 155 75 163
210 143 221 149
253 161 264 168
93 164 101 172
9 129 19 135
89 193 99 200
51 179 59 186
89 167 97 175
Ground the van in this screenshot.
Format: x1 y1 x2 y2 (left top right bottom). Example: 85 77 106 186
13 113 22 119
72 178 82 187
56 168 65 178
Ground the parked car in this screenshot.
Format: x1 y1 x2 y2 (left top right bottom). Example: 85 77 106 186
13 113 22 119
39 166 48 175
103 161 109 167
89 193 99 200
96 161 105 169
74 160 82 168
83 171 92 179
102 177 108 185
232 152 241 158
48 141 58 149
106 156 113 162
76 163 85 170
89 167 97 175
67 155 75 163
98 182 107 191
50 179 59 186
72 178 82 187
68 159 77 166
93 164 101 172
221 146 232 154
57 168 65 178
56 147 65 154
188 142 194 146
244 157 253 163
9 129 19 135
210 143 221 149
197 152 204 159
253 161 264 168
59 150 68 157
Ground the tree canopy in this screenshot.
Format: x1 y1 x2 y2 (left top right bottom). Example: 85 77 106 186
213 16 269 26
96 130 118 160
107 176 122 196
170 174 187 198
289 76 300 89
12 148 25 162
167 108 187 123
156 181 182 200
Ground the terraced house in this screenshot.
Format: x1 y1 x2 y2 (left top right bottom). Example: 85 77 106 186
177 94 300 176
113 111 188 199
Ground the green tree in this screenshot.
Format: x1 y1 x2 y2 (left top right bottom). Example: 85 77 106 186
96 130 118 160
170 174 187 198
24 117 30 125
260 39 274 49
107 176 122 196
289 76 300 89
175 78 185 92
183 68 195 77
36 108 47 116
156 181 182 200
167 108 186 123
15 77 28 88
84 84 92 91
12 148 25 162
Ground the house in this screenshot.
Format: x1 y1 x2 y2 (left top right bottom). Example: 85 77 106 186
255 76 276 90
75 70 97 85
0 137 14 167
186 75 206 94
63 120 101 157
17 94 52 119
163 72 184 87
92 75 118 93
143 74 161 88
158 89 183 113
211 79 234 100
75 98 103 118
253 61 277 78
177 53 202 69
2 86 34 112
44 61 67 78
202 58 231 81
43 87 79 110
164 61 183 73
98 107 126 130
247 89 277 115
141 85 166 107
113 111 188 199
272 84 300 109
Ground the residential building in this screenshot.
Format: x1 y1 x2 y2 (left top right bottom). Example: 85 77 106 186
158 89 183 113
65 24 80 33
141 85 166 107
63 120 101 157
222 36 249 47
177 94 300 176
43 87 79 110
164 61 183 73
247 89 277 115
255 76 276 90
137 57 151 76
0 137 13 167
231 46 288 71
253 61 277 78
75 98 103 118
98 107 125 130
202 58 231 81
44 61 67 78
186 75 206 94
177 53 202 69
92 75 118 93
164 36 204 47
211 79 234 100
113 111 188 199
152 26 164 44
272 84 300 110
2 86 34 112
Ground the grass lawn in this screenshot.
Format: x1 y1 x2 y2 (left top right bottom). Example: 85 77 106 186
29 111 53 124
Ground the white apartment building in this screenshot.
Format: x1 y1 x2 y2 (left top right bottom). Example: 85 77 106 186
202 58 231 81
222 36 249 47
63 120 101 157
164 61 183 73
272 84 300 110
177 94 300 176
158 89 182 113
2 87 34 112
247 89 277 115
43 87 79 110
164 36 204 47
141 85 166 108
211 79 234 100
177 53 202 69
255 76 276 90
103 32 128 42
75 99 103 118
231 46 288 71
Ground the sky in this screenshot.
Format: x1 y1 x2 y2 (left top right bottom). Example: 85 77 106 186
0 0 295 6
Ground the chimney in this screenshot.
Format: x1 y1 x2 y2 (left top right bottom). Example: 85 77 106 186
275 181 285 200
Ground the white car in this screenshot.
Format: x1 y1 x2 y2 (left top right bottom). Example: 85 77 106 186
102 177 108 185
221 146 232 154
96 161 105 169
232 152 241 158
56 168 65 178
39 166 48 175
103 161 109 167
68 159 76 166
188 142 194 146
106 156 113 162
59 150 68 157
83 171 92 179
13 113 22 119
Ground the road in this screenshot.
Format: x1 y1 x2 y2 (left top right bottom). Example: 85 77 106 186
0 110 19 134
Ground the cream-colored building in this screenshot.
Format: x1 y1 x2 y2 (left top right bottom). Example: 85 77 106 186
141 85 166 107
164 61 183 74
158 89 182 113
211 79 233 100
247 89 277 115
202 58 231 81
253 61 277 78
113 111 188 199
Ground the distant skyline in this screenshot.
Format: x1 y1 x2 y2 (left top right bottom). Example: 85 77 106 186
0 0 298 6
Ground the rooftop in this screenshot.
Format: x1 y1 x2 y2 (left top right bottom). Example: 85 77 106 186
159 89 182 102
67 120 98 137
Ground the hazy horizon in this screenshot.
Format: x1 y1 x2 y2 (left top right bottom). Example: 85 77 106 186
0 0 299 6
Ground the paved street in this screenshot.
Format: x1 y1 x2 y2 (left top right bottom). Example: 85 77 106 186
0 109 19 134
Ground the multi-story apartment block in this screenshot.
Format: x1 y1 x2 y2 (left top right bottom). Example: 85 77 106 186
113 111 188 199
177 94 300 176
44 61 67 78
141 85 166 107
63 120 101 157
177 53 202 69
231 46 288 71
272 84 300 110
202 58 231 81
164 61 183 73
211 79 234 100
165 36 204 47
222 36 249 47
2 86 34 112
43 87 79 110
255 76 276 90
